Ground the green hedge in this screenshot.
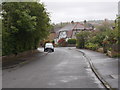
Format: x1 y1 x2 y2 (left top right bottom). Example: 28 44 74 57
67 39 76 44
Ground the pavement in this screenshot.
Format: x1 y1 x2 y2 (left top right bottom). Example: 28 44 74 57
77 49 119 89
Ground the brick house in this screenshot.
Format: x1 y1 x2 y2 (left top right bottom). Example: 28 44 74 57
54 22 94 44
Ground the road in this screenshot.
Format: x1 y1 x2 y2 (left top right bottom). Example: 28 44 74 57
3 47 105 88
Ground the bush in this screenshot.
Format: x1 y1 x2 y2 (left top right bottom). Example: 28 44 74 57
76 31 90 48
76 18 119 55
67 39 76 44
85 43 99 51
88 32 105 47
58 38 67 47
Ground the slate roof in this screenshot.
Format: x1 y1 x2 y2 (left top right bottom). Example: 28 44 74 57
73 22 84 30
58 23 75 32
56 22 94 38
58 22 85 32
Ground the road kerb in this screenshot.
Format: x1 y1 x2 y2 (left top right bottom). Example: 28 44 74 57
76 49 114 90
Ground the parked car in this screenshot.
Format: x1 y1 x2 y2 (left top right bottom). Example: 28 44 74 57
44 43 54 52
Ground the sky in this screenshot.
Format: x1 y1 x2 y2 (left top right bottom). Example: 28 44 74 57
41 0 119 24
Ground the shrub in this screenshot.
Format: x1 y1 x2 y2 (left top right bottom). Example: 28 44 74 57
67 39 76 44
76 17 119 55
85 43 99 51
58 38 67 47
86 31 106 47
76 31 90 48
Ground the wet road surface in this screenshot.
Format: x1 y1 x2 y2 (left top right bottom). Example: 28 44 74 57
79 49 119 88
3 47 105 88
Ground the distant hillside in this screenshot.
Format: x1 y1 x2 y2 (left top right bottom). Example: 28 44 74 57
87 20 114 26
51 20 115 32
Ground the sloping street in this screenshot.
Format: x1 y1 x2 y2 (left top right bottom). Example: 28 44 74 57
3 47 104 88
1 1 119 90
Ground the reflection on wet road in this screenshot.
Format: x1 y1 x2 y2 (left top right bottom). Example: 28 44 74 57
3 47 104 88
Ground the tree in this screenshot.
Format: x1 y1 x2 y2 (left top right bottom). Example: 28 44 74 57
2 2 51 55
76 31 90 48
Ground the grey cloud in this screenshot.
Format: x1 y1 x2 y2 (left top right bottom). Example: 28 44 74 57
44 2 118 23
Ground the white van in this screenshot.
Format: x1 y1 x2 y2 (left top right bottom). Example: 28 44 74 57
44 43 54 52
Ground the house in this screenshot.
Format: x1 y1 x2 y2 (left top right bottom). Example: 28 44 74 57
54 21 94 44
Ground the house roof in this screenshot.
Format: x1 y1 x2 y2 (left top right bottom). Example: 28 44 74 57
56 22 94 38
58 23 75 32
73 22 84 30
58 22 94 31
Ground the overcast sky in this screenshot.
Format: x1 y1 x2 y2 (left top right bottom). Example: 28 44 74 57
41 0 119 24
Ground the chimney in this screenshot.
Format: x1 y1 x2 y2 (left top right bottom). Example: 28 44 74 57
71 21 74 24
84 20 87 24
